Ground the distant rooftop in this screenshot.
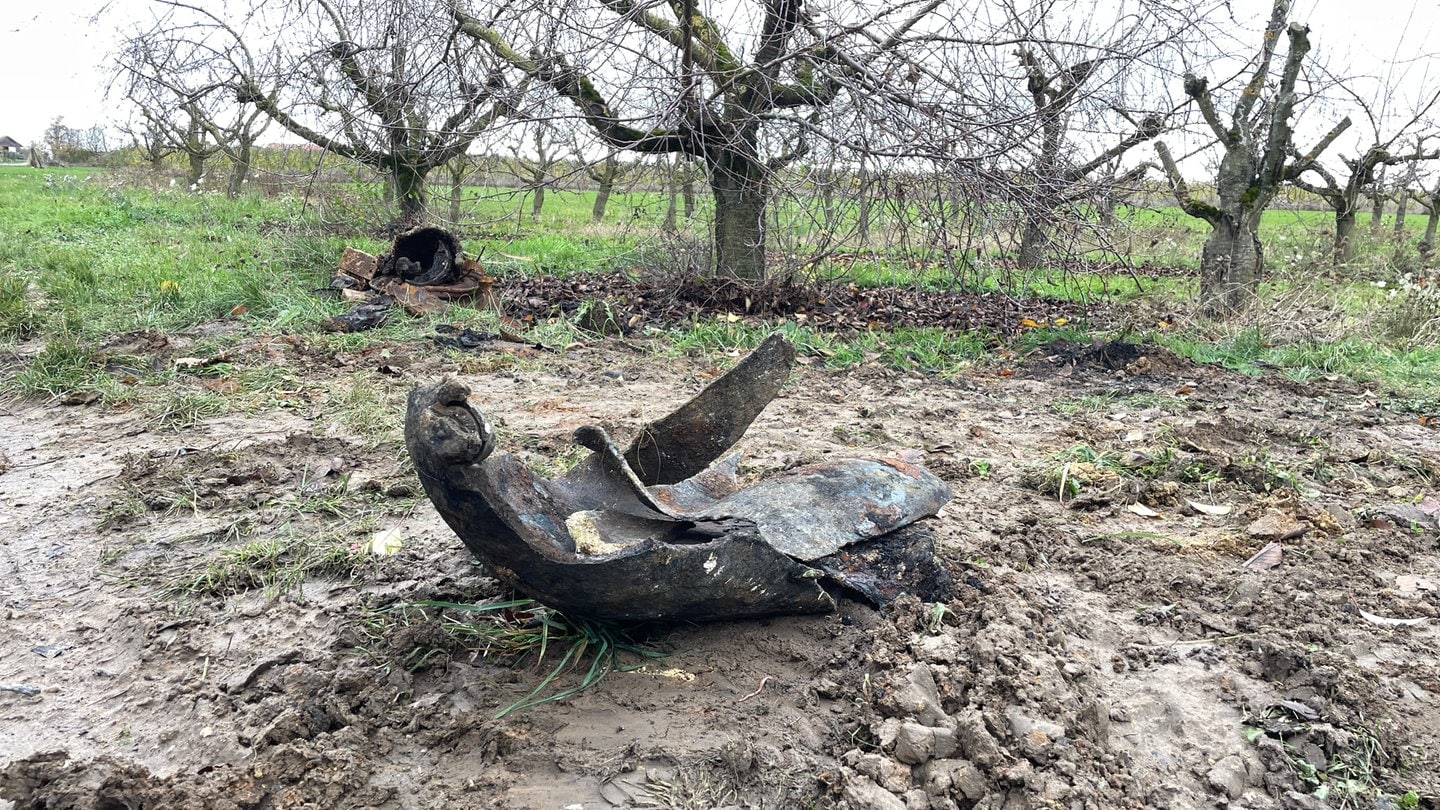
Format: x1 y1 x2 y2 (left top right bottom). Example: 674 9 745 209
0 136 23 150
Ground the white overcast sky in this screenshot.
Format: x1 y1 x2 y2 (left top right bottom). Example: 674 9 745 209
0 0 1436 151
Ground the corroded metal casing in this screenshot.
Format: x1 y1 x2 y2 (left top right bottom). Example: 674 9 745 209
405 334 951 621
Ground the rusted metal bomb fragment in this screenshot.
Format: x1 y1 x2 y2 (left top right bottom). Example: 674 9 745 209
404 334 951 621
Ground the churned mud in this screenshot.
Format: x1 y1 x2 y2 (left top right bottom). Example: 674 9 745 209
2 331 1439 808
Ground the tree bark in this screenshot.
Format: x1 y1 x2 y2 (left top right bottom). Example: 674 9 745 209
449 176 464 225
1421 208 1439 262
187 151 207 189
1200 147 1266 312
593 180 614 223
1018 219 1047 271
857 166 872 245
226 141 252 199
1200 216 1263 316
662 163 678 232
1369 190 1385 233
709 147 768 279
1394 186 1410 240
393 163 429 219
1335 211 1357 264
682 178 696 220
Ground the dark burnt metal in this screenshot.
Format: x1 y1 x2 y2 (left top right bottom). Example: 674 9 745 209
377 226 462 285
405 334 951 621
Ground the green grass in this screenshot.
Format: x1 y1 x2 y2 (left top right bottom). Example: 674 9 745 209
3 165 1440 410
158 525 365 599
664 319 989 375
7 333 112 398
0 169 334 342
359 598 665 717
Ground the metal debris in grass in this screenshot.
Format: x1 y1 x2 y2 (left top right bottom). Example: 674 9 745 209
405 333 952 621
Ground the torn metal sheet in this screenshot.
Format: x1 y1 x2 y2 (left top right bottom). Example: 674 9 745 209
405 334 952 621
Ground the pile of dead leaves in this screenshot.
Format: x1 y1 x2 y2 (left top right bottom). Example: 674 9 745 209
495 272 1108 338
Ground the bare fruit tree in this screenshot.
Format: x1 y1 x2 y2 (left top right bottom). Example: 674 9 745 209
178 0 534 220
1412 176 1440 262
510 125 564 221
996 0 1194 270
452 0 1029 280
117 115 178 173
1289 68 1440 265
1155 0 1349 316
113 12 272 196
1293 141 1438 266
583 150 633 224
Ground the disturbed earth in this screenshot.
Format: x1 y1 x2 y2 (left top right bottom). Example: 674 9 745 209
2 326 1440 809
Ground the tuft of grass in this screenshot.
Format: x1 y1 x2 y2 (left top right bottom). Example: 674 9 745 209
1028 444 1126 503
393 598 666 718
5 334 109 398
665 320 989 375
159 526 364 599
0 271 41 337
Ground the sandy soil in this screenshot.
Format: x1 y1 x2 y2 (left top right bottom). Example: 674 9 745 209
2 331 1439 809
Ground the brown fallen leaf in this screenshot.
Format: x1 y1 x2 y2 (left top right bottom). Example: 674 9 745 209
1242 542 1282 571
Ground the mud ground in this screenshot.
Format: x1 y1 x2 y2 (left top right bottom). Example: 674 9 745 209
2 330 1439 809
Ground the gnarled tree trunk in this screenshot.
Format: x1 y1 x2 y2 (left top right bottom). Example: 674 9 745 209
393 163 429 219
709 144 768 279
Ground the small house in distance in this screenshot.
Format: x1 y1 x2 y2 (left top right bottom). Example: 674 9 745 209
0 136 23 161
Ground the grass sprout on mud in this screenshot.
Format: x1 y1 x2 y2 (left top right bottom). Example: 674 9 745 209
1027 444 1127 504
145 387 229 431
362 598 665 718
1243 708 1420 810
159 526 365 599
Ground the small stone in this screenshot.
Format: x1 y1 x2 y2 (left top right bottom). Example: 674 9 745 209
894 722 959 765
1076 700 1110 743
920 759 987 802
1005 706 1065 742
1246 512 1305 541
904 787 931 809
949 760 987 800
878 663 947 726
842 775 907 810
911 634 959 664
952 710 1003 767
851 752 912 794
1207 754 1248 800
